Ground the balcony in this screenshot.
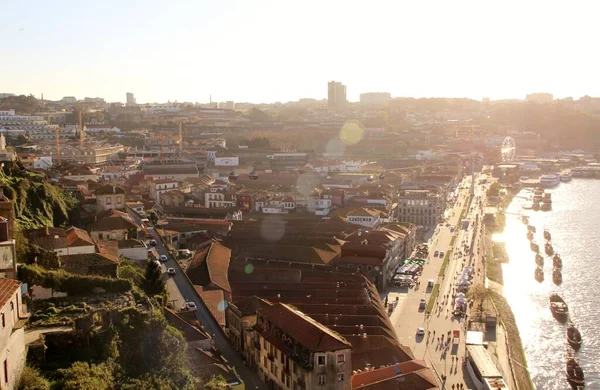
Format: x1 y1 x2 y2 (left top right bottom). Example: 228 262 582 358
267 352 275 362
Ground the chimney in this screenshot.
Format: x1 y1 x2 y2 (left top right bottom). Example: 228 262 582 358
113 185 116 193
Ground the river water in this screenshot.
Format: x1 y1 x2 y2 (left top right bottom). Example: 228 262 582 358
495 179 600 389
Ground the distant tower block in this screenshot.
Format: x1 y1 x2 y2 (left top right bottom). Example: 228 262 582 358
126 92 136 106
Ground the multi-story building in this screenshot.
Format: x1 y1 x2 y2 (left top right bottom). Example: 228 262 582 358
0 278 27 390
251 303 352 390
359 92 391 106
126 92 136 106
94 185 127 212
53 143 124 165
397 188 444 228
148 179 179 202
328 81 347 109
205 188 236 209
0 109 58 140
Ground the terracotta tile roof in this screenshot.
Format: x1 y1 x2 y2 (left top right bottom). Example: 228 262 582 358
65 227 94 247
348 208 382 218
60 253 120 276
258 303 351 353
199 289 226 327
93 184 126 195
90 212 138 232
351 360 438 389
186 347 241 385
186 242 231 292
0 279 21 308
163 307 210 342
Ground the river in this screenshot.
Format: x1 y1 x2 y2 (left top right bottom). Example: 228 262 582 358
495 179 600 389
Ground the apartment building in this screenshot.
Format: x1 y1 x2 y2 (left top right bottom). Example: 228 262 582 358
94 185 126 212
0 278 27 390
397 188 444 228
251 303 352 390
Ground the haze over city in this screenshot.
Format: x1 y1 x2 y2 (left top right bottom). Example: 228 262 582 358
3 0 600 103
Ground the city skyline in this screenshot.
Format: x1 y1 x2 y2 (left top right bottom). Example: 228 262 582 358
2 0 600 104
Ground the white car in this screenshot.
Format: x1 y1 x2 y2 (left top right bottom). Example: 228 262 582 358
186 301 197 311
416 327 425 336
160 255 168 262
167 268 176 276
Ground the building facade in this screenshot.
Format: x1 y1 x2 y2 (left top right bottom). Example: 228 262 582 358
397 189 444 228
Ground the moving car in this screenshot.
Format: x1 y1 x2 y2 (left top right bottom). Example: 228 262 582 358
150 240 157 246
160 255 168 262
167 268 176 276
416 327 425 336
186 301 197 311
419 299 427 310
439 251 445 258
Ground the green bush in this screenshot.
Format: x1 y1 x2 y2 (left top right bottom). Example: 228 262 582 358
18 365 50 390
18 264 132 296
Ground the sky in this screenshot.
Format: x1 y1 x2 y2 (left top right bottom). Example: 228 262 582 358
1 0 599 104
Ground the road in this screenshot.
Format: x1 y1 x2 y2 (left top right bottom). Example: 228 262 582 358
127 210 266 389
390 174 490 388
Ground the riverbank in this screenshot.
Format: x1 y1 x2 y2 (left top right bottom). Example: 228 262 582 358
484 186 534 390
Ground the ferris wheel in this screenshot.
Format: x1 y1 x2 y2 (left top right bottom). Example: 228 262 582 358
501 136 516 162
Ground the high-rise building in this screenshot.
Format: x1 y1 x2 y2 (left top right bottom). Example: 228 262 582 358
328 81 347 108
126 92 136 106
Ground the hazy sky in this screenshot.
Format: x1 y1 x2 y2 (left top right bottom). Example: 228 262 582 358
2 0 598 104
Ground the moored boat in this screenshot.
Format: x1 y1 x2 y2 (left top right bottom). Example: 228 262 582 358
527 231 534 241
527 225 536 233
531 241 539 253
540 174 561 187
532 202 540 211
541 202 551 211
567 323 582 351
553 268 562 285
566 357 585 388
535 266 544 283
550 293 569 322
544 229 551 241
535 254 544 266
560 172 573 182
545 242 554 256
521 215 529 225
553 253 563 269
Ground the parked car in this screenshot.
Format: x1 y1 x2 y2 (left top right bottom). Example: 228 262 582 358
167 268 176 276
186 301 197 311
419 299 426 310
439 251 445 258
150 240 157 246
416 327 425 336
434 250 439 257
160 255 168 262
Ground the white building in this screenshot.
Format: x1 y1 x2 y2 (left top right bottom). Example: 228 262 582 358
0 278 27 390
33 157 53 170
345 208 382 229
214 152 239 167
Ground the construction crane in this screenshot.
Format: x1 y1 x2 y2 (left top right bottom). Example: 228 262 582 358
78 110 84 148
178 122 183 152
54 126 61 164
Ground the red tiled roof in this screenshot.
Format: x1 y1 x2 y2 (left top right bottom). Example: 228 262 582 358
199 289 226 327
257 303 351 353
186 242 231 292
65 227 94 247
351 360 437 389
0 279 20 309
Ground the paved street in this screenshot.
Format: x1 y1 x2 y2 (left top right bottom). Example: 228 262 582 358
127 211 266 389
390 174 490 389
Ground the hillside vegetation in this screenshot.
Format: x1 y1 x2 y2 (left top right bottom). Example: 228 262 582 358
0 164 78 229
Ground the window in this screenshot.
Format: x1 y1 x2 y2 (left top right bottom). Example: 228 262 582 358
3 359 6 384
116 196 122 204
317 355 326 366
337 353 345 363
263 356 267 368
106 197 111 205
317 374 327 385
1 313 4 327
337 373 345 382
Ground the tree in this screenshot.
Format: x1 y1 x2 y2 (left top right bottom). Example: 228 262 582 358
17 365 50 390
117 260 145 287
55 362 114 390
203 375 228 389
143 260 166 296
487 182 502 197
147 210 159 225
